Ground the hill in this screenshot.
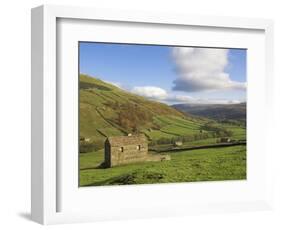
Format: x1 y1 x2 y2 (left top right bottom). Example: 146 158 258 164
79 74 247 186
79 74 235 151
172 103 246 125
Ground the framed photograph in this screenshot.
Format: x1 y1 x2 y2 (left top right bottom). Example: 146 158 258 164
31 5 274 225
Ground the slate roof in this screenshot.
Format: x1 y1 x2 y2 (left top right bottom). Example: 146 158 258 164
106 134 147 147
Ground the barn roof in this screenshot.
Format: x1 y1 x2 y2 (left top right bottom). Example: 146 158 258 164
106 134 147 147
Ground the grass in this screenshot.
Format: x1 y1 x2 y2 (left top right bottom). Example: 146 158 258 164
160 124 200 136
79 145 246 186
142 129 177 140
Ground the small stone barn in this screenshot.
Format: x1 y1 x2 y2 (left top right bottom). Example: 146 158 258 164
104 134 148 168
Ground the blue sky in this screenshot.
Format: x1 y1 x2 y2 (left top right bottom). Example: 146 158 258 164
79 42 246 104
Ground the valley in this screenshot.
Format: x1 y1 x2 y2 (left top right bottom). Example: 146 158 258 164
79 74 247 186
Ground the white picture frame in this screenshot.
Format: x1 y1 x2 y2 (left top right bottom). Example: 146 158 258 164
31 4 274 225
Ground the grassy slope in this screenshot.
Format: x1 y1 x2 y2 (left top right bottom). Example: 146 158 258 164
80 74 213 144
80 145 246 186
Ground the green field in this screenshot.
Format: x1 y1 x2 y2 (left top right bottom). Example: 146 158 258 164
222 125 246 139
79 74 247 186
79 145 246 186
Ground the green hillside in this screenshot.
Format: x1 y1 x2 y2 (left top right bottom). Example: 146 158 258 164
79 74 246 186
80 74 228 150
80 74 246 151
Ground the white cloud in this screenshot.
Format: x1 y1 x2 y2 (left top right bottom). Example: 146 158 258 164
131 86 168 100
172 47 246 92
131 86 242 105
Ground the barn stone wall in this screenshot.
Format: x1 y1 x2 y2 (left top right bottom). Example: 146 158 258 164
110 143 148 167
104 135 149 167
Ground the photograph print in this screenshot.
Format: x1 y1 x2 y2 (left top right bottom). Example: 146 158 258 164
79 42 247 187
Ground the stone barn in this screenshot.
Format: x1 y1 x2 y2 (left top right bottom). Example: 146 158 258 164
104 134 170 168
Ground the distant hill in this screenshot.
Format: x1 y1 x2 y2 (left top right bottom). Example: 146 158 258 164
79 74 209 150
172 103 246 125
